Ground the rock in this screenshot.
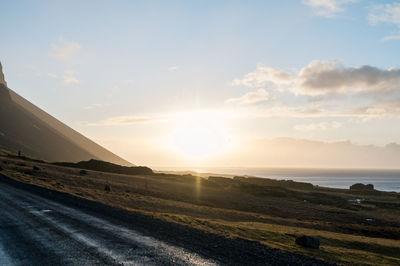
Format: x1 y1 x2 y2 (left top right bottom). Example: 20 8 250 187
104 184 111 192
79 169 88 175
0 166 3 171
0 61 7 87
295 236 320 249
350 183 374 191
365 184 374 190
33 166 40 171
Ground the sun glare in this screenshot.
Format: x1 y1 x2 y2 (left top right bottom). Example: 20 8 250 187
169 111 231 162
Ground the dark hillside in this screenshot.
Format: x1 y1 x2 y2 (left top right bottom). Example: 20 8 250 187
0 84 99 162
54 159 153 175
0 61 131 166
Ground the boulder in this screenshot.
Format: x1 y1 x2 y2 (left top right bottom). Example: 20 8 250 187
365 184 374 190
295 236 320 249
104 184 111 192
79 169 88 175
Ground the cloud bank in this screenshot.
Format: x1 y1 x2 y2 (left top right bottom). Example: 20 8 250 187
233 61 400 96
230 60 400 119
295 61 400 96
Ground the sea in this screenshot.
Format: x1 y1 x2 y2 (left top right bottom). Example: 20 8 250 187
155 167 400 193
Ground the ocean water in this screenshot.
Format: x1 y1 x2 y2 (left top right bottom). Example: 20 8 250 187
156 167 400 193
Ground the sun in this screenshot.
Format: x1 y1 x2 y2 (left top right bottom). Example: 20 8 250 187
169 110 230 161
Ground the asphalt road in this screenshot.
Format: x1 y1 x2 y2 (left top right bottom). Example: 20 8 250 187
0 181 218 266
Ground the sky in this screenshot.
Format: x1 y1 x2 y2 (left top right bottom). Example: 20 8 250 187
1 0 400 168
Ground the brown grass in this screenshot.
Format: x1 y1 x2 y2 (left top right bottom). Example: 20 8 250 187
1 149 399 265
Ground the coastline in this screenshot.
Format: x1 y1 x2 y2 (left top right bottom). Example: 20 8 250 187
154 166 400 192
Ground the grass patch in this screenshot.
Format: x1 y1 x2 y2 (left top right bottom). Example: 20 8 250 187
1 152 399 265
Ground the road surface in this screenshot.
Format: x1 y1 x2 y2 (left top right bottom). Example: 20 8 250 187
0 181 217 265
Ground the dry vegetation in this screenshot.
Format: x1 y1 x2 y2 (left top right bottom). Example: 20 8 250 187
0 148 399 265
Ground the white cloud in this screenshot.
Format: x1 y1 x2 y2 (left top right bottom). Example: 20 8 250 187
369 3 400 40
63 76 80 85
382 35 400 41
50 40 82 60
168 66 178 71
241 98 400 121
352 99 400 119
295 121 342 131
46 70 80 85
63 70 80 85
369 3 400 27
84 103 108 110
89 116 168 126
303 0 358 17
47 72 58 78
89 110 233 126
226 89 270 105
231 64 292 89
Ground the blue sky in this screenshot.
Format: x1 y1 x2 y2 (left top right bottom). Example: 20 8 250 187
1 0 400 167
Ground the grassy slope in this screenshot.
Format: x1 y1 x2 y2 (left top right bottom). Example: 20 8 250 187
0 149 399 265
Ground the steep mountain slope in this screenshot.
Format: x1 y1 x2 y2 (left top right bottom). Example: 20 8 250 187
0 62 132 165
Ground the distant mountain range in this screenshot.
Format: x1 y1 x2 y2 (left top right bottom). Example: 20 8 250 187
0 61 132 166
219 137 400 169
